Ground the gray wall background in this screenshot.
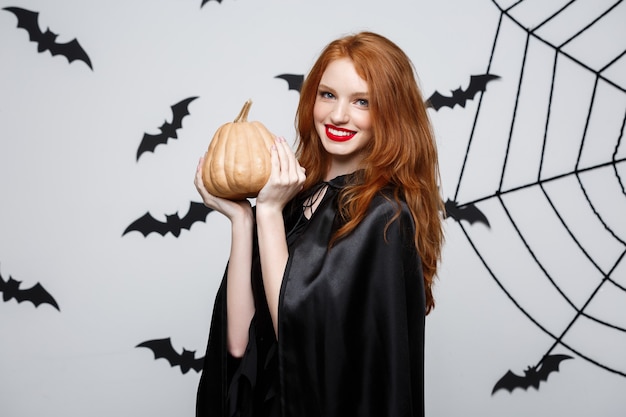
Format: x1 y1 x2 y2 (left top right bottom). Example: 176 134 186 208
1 0 624 416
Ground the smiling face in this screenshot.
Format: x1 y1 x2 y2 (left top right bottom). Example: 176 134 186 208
313 58 373 179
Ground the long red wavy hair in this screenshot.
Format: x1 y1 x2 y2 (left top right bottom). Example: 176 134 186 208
295 32 444 313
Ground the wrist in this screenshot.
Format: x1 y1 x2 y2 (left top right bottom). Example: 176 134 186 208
230 206 254 227
255 202 284 218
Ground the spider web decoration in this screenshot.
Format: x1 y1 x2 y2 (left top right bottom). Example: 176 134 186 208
448 0 626 392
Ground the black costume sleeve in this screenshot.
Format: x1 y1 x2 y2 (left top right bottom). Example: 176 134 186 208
196 274 228 416
197 248 279 417
279 193 426 417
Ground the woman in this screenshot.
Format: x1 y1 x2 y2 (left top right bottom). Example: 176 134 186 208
195 31 444 417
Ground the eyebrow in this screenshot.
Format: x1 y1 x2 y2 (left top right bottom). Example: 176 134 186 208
318 83 369 98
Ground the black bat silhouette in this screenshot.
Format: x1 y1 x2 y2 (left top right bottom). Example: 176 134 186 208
444 199 490 227
137 338 204 374
0 272 60 311
136 96 198 161
201 0 223 6
492 354 573 395
123 201 213 238
3 7 93 69
426 74 500 110
275 73 304 93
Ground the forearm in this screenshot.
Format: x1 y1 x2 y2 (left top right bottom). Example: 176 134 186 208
252 135 305 337
255 205 289 337
225 213 255 357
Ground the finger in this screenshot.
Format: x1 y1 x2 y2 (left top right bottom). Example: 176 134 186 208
277 137 299 181
274 137 290 177
278 137 298 177
194 157 214 199
297 164 306 183
194 167 202 187
195 159 204 186
269 140 280 179
197 154 207 171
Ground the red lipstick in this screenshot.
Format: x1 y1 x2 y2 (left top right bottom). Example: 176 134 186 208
325 125 356 142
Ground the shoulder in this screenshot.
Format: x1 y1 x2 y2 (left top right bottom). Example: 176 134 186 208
361 189 415 237
369 188 412 220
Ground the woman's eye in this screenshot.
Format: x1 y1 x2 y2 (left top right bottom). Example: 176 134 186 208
356 98 369 107
319 91 335 99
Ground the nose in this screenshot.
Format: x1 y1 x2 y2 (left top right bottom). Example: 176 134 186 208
330 100 349 124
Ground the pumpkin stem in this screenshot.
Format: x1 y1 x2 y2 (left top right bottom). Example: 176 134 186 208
234 99 252 123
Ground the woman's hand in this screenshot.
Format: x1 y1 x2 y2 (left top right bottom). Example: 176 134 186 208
256 136 306 212
194 155 252 221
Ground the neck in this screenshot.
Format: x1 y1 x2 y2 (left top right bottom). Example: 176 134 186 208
324 159 363 182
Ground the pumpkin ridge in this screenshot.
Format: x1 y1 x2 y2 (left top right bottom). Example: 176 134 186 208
250 123 272 189
210 124 230 196
226 126 243 193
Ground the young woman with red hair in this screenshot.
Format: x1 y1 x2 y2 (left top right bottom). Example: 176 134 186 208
195 31 444 417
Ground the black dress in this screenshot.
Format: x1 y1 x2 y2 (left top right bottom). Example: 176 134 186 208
196 174 426 417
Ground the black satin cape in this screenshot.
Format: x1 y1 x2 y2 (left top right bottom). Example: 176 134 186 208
196 175 426 417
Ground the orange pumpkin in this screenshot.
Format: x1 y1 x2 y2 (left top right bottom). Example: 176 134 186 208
202 99 274 200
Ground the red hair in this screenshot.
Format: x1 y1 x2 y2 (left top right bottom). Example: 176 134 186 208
295 32 444 314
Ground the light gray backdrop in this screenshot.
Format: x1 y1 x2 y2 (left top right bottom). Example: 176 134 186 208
1 0 625 416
